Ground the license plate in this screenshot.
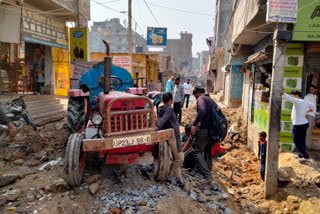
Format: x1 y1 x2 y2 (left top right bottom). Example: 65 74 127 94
113 134 151 148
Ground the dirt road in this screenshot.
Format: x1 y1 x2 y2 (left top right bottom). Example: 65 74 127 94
1 95 320 214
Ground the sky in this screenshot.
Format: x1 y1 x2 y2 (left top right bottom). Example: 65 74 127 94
89 0 216 56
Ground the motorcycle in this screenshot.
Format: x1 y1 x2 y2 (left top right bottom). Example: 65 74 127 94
0 96 36 140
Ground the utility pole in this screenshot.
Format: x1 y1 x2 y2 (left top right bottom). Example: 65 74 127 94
77 0 80 28
128 0 133 74
264 23 287 197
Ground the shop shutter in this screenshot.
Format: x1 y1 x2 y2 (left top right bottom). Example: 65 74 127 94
306 43 320 73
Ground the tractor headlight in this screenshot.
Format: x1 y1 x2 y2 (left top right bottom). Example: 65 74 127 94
92 113 103 125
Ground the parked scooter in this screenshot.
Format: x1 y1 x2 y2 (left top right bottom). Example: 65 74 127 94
0 96 36 140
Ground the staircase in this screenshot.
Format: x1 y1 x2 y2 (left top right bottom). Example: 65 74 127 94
24 96 67 121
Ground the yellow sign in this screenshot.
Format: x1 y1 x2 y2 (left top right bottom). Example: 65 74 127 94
54 47 69 96
70 27 88 62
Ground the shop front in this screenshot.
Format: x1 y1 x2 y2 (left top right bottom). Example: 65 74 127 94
18 8 68 95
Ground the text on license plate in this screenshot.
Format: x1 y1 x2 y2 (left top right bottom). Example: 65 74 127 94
113 134 151 148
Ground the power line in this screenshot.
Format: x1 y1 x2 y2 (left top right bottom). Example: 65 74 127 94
91 0 121 5
147 2 214 17
91 0 146 37
143 0 161 27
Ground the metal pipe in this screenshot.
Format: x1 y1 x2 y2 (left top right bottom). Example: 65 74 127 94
102 40 111 94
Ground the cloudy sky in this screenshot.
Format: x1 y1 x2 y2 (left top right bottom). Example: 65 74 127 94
90 0 216 55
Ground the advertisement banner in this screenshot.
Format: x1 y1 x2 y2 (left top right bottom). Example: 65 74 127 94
147 27 167 46
54 47 69 96
70 28 88 63
292 0 320 41
266 0 298 23
280 43 304 151
112 56 131 73
21 8 67 49
71 60 92 89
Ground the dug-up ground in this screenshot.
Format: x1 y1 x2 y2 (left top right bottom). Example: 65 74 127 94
1 95 320 214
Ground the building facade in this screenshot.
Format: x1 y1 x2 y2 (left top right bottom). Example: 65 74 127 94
90 18 146 54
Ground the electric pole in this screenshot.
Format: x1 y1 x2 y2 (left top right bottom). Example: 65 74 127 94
128 0 132 73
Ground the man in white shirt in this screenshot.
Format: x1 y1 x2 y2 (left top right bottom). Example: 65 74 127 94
284 91 316 162
304 85 318 148
183 79 192 108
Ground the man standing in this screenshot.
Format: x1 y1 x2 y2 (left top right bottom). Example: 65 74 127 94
183 79 192 108
173 77 184 124
166 76 175 93
190 87 217 182
157 80 162 92
0 102 16 139
284 91 315 162
304 85 318 148
148 80 155 91
32 47 45 93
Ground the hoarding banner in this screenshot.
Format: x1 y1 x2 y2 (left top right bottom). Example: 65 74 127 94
54 47 69 96
266 0 298 23
71 60 92 89
147 27 167 46
21 8 67 49
113 56 131 73
70 28 88 63
292 0 320 41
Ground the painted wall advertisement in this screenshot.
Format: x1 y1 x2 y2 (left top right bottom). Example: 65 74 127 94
147 27 167 46
292 0 320 41
266 0 298 23
280 43 304 151
70 28 88 63
54 47 69 96
21 8 67 49
71 60 92 89
112 56 131 73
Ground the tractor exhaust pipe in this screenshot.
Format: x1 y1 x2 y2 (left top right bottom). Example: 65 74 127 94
103 40 111 94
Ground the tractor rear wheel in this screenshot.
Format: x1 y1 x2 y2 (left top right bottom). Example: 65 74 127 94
67 97 85 134
64 133 85 186
154 141 171 181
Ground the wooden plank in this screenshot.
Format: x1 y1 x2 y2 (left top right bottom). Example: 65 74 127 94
83 129 174 152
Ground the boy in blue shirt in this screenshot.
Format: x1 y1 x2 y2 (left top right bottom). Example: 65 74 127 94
258 131 267 181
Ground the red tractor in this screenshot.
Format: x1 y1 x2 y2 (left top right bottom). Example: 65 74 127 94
64 42 173 186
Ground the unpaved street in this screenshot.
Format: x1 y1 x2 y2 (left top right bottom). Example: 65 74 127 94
1 96 320 214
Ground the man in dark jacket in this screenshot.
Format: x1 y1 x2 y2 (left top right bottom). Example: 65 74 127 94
190 87 217 181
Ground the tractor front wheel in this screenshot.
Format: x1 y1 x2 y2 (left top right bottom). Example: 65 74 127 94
154 141 171 181
64 133 85 186
67 97 85 134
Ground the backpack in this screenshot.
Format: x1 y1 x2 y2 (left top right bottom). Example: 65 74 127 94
209 100 228 143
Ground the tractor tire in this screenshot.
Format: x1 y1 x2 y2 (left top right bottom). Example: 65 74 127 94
67 97 85 134
64 133 85 186
154 141 171 181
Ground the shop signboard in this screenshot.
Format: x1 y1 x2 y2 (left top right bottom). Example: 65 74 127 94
70 28 88 63
147 27 167 46
266 0 298 23
112 56 131 73
54 47 69 96
71 60 92 89
280 43 304 151
21 8 67 49
292 0 320 41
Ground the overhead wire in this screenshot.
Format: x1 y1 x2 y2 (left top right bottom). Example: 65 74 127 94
143 0 161 27
146 1 213 17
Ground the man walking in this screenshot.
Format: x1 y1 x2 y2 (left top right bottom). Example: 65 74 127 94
183 79 192 108
148 80 155 91
166 76 175 93
284 91 315 162
190 87 217 182
304 85 318 148
173 77 184 124
157 80 162 92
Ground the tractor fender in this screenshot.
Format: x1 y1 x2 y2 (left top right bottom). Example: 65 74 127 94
68 89 90 97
